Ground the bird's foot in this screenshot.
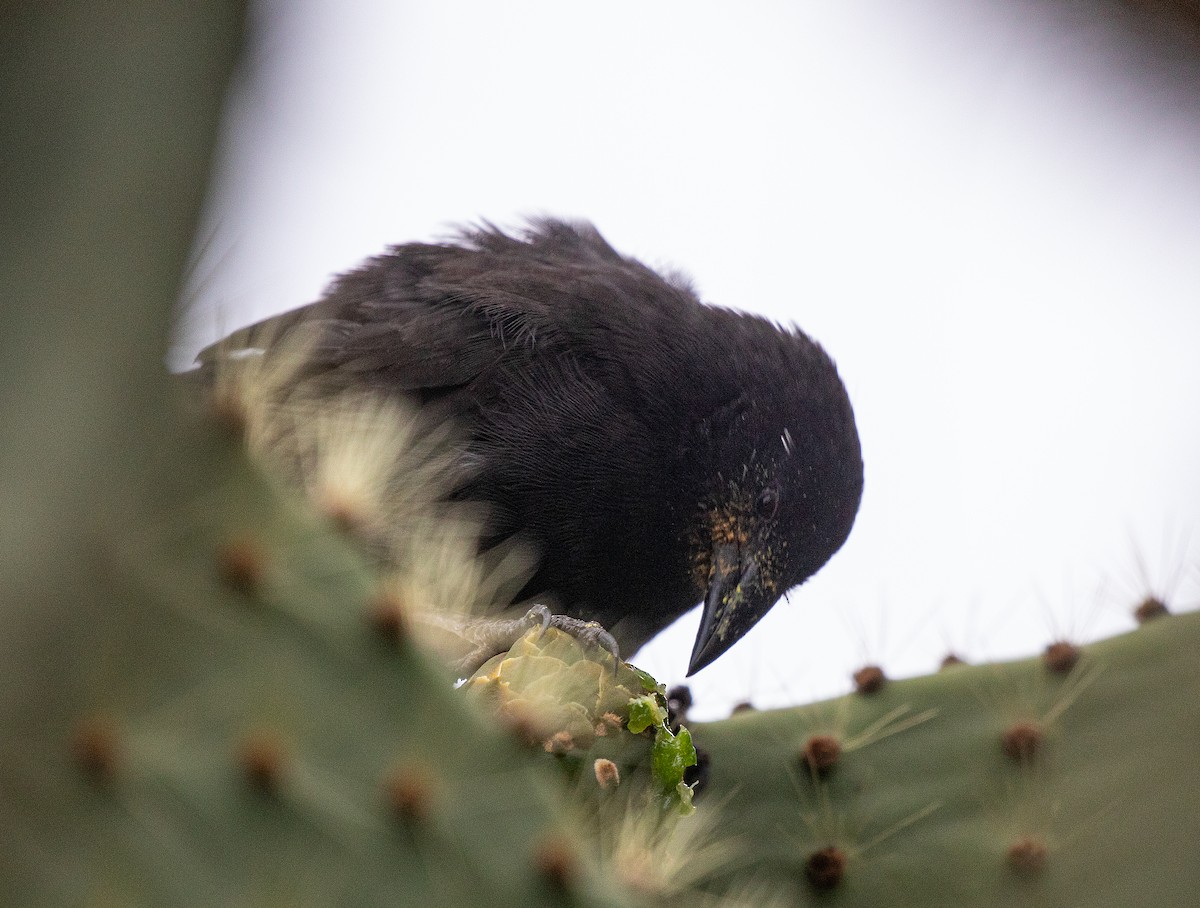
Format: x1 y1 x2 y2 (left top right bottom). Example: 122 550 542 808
541 607 621 668
454 604 621 677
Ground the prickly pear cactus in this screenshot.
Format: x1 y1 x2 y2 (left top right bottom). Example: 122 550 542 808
0 5 628 906
690 610 1200 907
6 6 1197 908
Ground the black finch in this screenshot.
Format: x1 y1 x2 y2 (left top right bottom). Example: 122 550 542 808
202 219 863 674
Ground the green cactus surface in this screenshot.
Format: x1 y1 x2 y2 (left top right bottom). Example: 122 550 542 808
691 609 1200 907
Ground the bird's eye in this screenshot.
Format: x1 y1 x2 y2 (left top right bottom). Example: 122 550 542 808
758 485 780 517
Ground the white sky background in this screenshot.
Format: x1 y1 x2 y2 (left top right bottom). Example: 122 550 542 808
178 0 1200 720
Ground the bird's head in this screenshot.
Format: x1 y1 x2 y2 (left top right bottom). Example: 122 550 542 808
680 324 863 676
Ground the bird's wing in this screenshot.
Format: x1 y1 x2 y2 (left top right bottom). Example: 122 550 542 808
194 250 511 396
193 219 690 403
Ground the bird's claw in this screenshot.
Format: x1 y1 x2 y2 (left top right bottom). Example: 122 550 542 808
544 613 621 675
452 606 621 677
523 604 553 638
522 605 619 671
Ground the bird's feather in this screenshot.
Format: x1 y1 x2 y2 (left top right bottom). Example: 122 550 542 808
195 219 863 666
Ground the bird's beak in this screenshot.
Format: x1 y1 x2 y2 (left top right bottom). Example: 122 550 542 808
688 541 764 676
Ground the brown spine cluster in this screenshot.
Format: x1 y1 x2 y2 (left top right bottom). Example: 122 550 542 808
1042 640 1081 674
1007 837 1049 875
237 731 286 792
853 664 887 695
72 715 120 780
1001 721 1044 763
533 834 577 891
801 734 842 775
384 763 435 823
805 845 847 889
217 536 267 596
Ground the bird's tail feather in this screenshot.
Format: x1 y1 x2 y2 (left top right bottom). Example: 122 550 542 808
188 314 537 659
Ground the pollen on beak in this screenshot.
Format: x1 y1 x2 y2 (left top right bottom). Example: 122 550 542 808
688 542 762 675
